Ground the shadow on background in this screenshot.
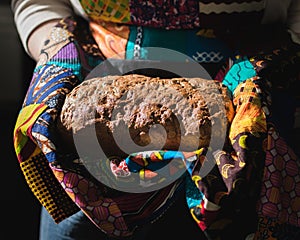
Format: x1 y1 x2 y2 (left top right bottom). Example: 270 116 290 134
1 1 40 238
1 99 41 240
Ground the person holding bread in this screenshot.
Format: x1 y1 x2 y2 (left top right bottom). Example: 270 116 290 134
11 0 300 239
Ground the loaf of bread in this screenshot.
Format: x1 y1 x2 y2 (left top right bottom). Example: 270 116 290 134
57 74 234 158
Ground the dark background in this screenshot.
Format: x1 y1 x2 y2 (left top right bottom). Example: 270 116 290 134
1 1 40 239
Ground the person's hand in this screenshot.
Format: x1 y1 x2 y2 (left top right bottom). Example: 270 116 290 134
18 16 104 160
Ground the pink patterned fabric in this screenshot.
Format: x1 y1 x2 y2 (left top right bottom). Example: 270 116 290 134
258 127 300 226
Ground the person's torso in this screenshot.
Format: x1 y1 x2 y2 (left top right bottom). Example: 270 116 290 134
74 0 291 71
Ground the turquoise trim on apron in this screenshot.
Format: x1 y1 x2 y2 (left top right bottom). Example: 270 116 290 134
126 26 234 64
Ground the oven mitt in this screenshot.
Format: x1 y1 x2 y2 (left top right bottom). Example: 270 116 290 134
247 44 300 240
12 16 138 238
187 44 300 239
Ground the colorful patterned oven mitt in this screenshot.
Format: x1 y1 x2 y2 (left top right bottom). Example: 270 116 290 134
12 16 140 237
13 16 190 238
248 44 300 240
186 45 300 239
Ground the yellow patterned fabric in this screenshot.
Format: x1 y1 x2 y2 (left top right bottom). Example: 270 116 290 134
14 104 48 161
229 77 267 141
80 0 130 23
20 152 79 222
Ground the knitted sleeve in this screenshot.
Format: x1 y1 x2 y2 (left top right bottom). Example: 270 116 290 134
11 0 78 54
